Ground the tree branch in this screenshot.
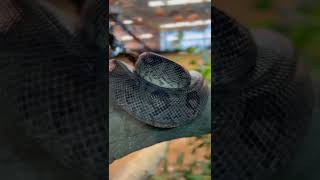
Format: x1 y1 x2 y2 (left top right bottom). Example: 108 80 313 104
109 91 211 164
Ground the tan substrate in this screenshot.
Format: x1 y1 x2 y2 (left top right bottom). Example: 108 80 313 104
155 137 211 175
109 137 211 180
109 142 168 180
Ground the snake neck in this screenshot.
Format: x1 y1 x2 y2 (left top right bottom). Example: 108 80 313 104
80 0 107 50
111 59 196 94
213 6 257 90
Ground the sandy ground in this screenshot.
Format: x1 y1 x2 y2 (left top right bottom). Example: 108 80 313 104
109 137 210 179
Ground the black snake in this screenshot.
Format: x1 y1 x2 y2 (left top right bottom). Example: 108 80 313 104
0 0 107 179
109 52 209 128
213 6 313 180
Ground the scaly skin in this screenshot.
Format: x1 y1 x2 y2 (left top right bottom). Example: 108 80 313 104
108 90 211 164
212 6 313 180
109 52 209 128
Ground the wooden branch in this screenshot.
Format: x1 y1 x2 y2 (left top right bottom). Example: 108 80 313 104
109 91 211 164
110 142 168 180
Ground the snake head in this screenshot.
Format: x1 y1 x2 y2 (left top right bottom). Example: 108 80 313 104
135 52 191 89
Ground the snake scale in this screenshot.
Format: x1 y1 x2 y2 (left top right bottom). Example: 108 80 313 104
213 6 313 180
0 0 107 179
109 52 209 128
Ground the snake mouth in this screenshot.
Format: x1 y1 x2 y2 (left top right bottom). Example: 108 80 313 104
113 59 135 73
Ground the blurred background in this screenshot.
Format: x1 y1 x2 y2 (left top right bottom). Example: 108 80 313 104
109 0 211 180
215 0 320 76
216 0 320 180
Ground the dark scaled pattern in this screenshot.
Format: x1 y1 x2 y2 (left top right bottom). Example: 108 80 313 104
136 52 191 89
213 6 313 180
110 52 209 128
0 0 106 179
213 7 257 89
81 0 107 50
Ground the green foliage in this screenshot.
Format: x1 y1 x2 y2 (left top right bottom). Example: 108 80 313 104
279 6 320 76
255 0 272 11
150 32 211 180
176 152 185 166
250 2 320 76
185 46 211 84
169 30 212 83
149 135 211 180
171 32 185 51
196 63 211 84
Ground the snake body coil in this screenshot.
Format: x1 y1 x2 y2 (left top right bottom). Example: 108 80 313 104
0 0 107 179
110 52 209 128
213 7 313 180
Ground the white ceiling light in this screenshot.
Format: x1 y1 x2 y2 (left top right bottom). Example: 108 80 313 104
121 35 134 41
139 33 154 39
148 1 165 7
167 0 203 6
160 19 211 29
120 34 154 41
167 36 178 41
123 20 133 25
167 34 211 41
148 0 211 7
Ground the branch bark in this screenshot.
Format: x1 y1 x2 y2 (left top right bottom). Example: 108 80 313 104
109 90 211 164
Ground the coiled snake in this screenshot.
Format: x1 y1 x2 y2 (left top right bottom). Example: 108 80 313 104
213 6 313 180
0 0 107 179
109 52 209 128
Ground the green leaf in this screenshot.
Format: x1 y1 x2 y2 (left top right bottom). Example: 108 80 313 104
176 152 185 166
163 159 168 173
186 47 197 54
255 0 272 11
185 174 207 180
190 59 197 65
